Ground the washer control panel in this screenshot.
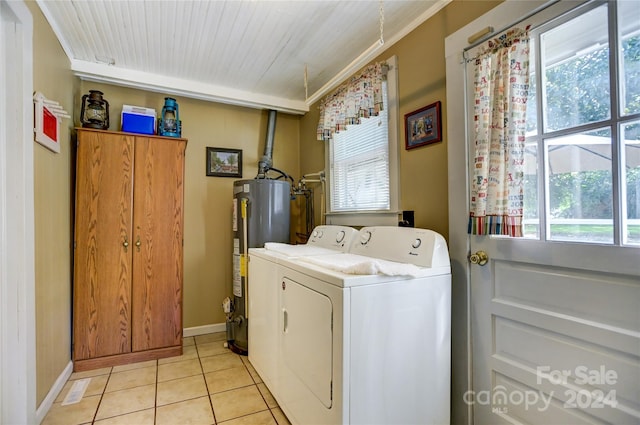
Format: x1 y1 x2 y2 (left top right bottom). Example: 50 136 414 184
352 226 449 268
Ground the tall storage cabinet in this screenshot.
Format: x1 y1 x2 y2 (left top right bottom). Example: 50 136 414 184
73 128 187 371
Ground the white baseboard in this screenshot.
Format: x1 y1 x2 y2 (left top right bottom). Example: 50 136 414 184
35 360 73 424
183 323 226 338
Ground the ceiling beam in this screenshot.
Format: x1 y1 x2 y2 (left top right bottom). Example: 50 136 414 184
72 60 309 115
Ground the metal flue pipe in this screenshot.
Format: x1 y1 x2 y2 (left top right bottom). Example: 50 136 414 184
257 109 277 178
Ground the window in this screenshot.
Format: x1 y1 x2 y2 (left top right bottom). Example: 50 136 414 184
325 56 400 226
330 84 389 211
521 1 640 245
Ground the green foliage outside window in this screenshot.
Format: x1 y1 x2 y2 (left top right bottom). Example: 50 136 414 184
524 168 639 220
524 36 640 224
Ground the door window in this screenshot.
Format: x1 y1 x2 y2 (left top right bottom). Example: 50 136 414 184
523 1 640 245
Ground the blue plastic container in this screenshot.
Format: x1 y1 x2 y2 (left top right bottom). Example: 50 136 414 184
122 112 155 135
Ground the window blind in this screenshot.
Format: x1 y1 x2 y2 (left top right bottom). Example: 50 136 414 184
330 82 390 211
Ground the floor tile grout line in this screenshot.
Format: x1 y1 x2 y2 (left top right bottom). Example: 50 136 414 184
218 407 272 425
89 363 159 424
214 351 278 424
196 336 219 425
234 349 280 423
155 394 215 410
154 358 158 425
90 367 112 425
196 335 276 423
239 358 285 425
90 360 158 424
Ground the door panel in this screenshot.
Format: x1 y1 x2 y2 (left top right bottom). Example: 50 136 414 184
74 131 134 359
132 137 186 351
493 260 639 331
281 276 333 408
469 236 640 424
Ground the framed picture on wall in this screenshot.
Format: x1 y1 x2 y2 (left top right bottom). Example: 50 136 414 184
404 101 442 150
206 147 242 177
33 92 69 153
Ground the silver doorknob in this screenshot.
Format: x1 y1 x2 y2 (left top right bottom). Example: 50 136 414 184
469 251 488 266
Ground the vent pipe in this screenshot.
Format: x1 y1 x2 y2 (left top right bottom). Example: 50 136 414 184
257 109 277 178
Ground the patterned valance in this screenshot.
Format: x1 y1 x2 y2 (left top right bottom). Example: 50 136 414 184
317 62 385 141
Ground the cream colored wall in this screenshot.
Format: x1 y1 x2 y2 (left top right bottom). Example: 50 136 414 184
300 0 501 240
27 1 77 406
77 82 301 328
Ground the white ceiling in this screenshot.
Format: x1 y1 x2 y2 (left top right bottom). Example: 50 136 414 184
36 0 450 114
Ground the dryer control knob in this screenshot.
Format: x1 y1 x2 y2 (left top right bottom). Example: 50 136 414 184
336 230 345 243
412 238 422 249
360 231 372 245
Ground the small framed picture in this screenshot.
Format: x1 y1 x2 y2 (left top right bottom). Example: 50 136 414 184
206 147 242 177
404 101 442 150
34 95 61 153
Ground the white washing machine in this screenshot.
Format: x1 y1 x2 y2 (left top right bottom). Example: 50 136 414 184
249 226 451 425
249 225 359 392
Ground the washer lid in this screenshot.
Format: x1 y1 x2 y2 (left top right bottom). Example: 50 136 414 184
298 253 423 277
263 243 338 257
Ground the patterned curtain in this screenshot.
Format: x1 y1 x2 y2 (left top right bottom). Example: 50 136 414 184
317 62 384 141
468 27 531 237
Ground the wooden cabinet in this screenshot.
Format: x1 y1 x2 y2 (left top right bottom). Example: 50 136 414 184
73 128 187 371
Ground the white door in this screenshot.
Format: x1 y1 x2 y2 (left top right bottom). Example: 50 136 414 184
463 2 640 424
0 1 35 423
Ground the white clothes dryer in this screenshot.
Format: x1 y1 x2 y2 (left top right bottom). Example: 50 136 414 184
249 226 451 425
249 225 359 391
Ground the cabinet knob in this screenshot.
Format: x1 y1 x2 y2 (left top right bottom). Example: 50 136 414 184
123 237 129 252
135 236 141 252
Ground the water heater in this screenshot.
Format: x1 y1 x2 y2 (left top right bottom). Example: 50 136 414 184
229 178 290 354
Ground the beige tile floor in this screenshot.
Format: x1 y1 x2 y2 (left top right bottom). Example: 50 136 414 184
42 332 291 425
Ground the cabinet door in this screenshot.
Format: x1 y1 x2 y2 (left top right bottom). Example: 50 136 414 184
132 137 186 351
74 131 134 360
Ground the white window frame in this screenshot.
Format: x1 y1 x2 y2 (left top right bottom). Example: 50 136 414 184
324 55 401 227
527 0 640 246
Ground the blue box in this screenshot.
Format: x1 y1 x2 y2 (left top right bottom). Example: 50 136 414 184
121 105 156 135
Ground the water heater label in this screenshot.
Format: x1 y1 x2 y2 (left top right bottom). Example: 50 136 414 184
232 198 238 231
233 238 240 254
244 183 250 193
233 253 242 297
